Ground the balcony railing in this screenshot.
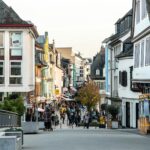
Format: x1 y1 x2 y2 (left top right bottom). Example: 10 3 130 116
0 109 21 128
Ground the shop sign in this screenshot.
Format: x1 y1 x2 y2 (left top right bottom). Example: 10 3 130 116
139 94 150 100
55 89 60 95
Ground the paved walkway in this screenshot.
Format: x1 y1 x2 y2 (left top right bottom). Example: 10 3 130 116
23 127 150 150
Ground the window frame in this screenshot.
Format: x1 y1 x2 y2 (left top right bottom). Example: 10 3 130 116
96 69 100 75
0 32 4 60
9 32 23 60
134 43 140 68
0 61 4 84
141 40 145 67
136 0 141 24
0 92 3 101
145 37 150 66
9 61 22 84
141 0 147 19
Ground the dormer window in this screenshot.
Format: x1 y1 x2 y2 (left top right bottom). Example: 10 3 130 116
120 21 124 32
96 69 100 75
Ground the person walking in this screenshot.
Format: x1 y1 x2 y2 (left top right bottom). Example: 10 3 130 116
44 105 53 131
84 113 90 129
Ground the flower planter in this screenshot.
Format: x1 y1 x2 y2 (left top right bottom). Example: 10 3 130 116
112 121 118 129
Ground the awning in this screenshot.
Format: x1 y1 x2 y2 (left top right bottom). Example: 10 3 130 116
105 96 121 102
132 79 150 83
61 96 75 101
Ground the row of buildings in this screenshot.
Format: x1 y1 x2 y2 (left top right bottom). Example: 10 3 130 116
103 0 150 131
0 0 92 107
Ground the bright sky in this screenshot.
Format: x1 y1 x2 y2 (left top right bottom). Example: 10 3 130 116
4 0 132 58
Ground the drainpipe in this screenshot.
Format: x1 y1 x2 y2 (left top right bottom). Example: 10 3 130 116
110 48 113 100
108 45 113 102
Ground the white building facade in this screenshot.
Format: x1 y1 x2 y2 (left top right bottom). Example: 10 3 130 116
132 0 150 132
104 9 141 128
74 53 84 87
0 0 37 101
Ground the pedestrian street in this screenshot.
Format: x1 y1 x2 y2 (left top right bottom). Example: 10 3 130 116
23 127 150 150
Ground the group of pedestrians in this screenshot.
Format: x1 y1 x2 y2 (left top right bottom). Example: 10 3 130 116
58 101 106 129
42 101 107 131
59 102 81 127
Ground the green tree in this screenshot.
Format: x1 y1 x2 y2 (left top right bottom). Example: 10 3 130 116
77 81 101 111
0 95 25 116
107 105 119 120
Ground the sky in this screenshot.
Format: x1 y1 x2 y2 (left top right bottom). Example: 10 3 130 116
4 0 132 58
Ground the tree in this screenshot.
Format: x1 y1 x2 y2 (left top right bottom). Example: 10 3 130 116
0 95 25 116
101 103 107 111
76 81 101 111
107 105 119 121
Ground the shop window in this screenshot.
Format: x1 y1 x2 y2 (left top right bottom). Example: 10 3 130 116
9 32 22 59
10 62 22 84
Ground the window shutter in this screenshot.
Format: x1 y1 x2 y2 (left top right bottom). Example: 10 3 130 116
119 71 122 84
122 71 127 87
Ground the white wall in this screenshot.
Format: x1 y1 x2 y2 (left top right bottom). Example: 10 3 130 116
122 99 139 128
133 0 150 37
0 29 35 92
118 58 141 99
133 33 150 80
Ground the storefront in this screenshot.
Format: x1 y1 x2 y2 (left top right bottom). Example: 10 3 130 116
138 94 150 134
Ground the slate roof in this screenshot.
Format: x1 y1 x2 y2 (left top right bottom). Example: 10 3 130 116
103 9 132 45
115 9 132 24
116 37 133 58
90 47 105 80
116 48 133 58
0 0 30 25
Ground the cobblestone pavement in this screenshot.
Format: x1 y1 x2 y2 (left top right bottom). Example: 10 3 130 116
23 127 150 150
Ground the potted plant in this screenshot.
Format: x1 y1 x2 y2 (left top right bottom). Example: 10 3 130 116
107 105 119 129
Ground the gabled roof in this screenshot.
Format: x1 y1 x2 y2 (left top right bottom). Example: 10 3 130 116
0 0 34 27
90 48 105 79
115 9 132 24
